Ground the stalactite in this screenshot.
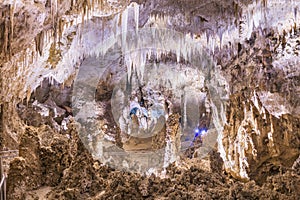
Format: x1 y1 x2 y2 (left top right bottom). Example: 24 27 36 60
3 18 9 55
55 0 57 16
100 0 103 11
9 1 16 57
140 51 146 81
80 0 89 42
86 0 91 19
233 1 239 27
50 0 53 26
58 18 64 42
102 17 106 41
91 0 95 13
218 30 223 50
121 7 129 78
112 14 118 36
262 0 267 8
212 37 215 54
176 39 180 63
26 86 31 105
35 31 45 56
134 3 139 32
121 7 128 51
70 0 74 11
205 31 209 46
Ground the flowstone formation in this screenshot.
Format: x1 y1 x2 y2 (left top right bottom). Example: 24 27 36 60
0 0 299 199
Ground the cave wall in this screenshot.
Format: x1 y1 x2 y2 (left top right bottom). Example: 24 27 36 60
222 93 299 183
0 0 299 189
216 22 300 181
0 0 129 150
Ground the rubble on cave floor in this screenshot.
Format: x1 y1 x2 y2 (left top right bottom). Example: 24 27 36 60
6 75 300 199
6 119 299 200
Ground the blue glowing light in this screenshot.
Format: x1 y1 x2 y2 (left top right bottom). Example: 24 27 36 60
194 128 207 138
190 128 208 146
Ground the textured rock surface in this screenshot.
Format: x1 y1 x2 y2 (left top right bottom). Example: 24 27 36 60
8 128 299 199
1 0 300 199
0 0 129 152
5 100 300 200
216 26 300 181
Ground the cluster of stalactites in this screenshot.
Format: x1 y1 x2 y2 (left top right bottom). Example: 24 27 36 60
0 1 17 58
0 0 130 105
